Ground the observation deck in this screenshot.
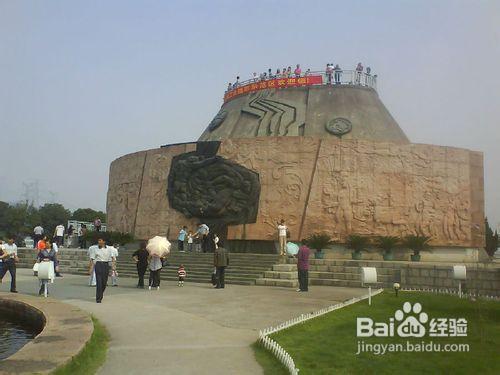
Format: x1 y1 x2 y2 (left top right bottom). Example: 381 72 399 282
200 70 408 144
224 70 377 103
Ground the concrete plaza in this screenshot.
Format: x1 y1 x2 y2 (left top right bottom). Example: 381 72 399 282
4 269 366 375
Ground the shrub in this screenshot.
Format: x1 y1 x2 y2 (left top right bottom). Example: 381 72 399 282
346 235 370 253
303 233 333 251
375 236 400 255
403 235 430 256
83 231 134 246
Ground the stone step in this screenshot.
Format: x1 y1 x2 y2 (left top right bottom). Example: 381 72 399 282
264 271 298 280
255 278 298 288
272 264 297 272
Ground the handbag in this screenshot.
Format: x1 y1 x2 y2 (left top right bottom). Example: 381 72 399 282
33 262 39 272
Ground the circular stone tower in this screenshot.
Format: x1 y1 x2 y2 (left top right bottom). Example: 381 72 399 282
107 70 484 256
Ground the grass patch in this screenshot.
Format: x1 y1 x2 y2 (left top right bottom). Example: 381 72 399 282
52 316 109 375
255 292 500 375
251 341 288 375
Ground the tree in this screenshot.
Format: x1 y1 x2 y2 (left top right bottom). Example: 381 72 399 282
484 217 499 257
0 201 9 234
71 208 106 223
0 202 38 239
39 203 71 237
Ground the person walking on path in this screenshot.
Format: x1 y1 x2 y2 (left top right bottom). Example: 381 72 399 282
214 242 229 289
132 242 149 288
178 226 187 252
0 238 18 293
277 219 288 256
33 225 44 249
297 244 310 292
110 244 119 286
148 254 163 290
90 238 112 303
54 224 65 247
177 265 187 287
36 241 57 296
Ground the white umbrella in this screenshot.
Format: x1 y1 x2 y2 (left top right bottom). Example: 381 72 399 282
146 236 171 257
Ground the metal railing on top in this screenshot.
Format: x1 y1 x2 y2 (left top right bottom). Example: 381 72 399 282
225 69 377 94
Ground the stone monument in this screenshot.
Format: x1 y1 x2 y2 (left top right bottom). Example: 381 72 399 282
107 70 484 258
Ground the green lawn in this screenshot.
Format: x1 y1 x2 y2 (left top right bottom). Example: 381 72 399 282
52 316 109 375
253 292 500 375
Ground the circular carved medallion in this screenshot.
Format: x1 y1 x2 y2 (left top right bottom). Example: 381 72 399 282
326 117 352 137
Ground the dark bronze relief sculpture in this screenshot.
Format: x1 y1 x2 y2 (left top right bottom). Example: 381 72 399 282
167 142 260 228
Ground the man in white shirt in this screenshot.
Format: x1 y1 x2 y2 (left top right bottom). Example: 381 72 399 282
277 219 288 256
0 238 19 293
90 238 113 303
33 225 44 249
54 224 65 247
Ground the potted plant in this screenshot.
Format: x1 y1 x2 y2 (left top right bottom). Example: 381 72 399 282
346 235 369 260
403 235 430 261
375 236 400 261
304 233 333 259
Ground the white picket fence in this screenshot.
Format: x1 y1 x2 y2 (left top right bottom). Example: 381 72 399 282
401 287 500 301
258 288 384 374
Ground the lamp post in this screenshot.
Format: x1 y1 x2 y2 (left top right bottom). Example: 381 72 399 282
361 267 377 305
453 265 466 298
393 282 401 297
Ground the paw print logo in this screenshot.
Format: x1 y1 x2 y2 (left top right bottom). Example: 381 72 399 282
395 302 428 338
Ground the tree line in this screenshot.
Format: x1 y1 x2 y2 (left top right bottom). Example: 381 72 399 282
0 201 106 240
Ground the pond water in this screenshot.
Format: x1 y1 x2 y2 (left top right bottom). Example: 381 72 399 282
0 316 38 360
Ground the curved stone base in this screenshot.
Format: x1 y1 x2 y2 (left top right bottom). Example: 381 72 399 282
107 137 484 249
0 293 93 375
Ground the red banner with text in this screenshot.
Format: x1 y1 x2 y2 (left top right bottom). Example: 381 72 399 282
224 75 323 102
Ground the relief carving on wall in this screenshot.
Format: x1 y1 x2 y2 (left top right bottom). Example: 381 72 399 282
168 148 260 226
302 140 474 246
241 93 304 137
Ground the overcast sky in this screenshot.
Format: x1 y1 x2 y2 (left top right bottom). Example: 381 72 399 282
1 0 499 226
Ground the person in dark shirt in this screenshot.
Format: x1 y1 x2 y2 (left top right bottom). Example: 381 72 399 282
297 244 310 292
132 241 149 288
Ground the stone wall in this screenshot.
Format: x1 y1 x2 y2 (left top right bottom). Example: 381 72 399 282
199 85 409 143
107 137 484 248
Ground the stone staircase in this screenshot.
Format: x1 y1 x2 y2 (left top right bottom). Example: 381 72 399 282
15 248 280 286
256 258 396 288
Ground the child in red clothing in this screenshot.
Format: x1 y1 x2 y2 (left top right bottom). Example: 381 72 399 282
177 265 187 287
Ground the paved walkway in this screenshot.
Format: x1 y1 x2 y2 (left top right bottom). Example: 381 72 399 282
5 269 366 375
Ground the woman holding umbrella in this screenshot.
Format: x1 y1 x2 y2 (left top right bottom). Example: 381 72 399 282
146 236 171 291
